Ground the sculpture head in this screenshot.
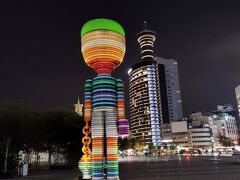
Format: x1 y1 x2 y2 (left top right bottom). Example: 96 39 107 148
81 18 126 74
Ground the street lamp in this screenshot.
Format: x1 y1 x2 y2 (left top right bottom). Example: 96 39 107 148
185 136 191 149
211 137 214 156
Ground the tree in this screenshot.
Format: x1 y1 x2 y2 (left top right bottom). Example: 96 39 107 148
118 138 145 150
0 102 29 175
170 145 176 151
0 102 85 174
38 110 84 167
218 136 234 147
118 138 129 151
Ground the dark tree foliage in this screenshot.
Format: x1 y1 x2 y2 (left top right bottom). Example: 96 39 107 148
0 102 84 174
39 110 84 165
218 136 234 147
118 138 129 151
0 102 27 174
118 138 145 151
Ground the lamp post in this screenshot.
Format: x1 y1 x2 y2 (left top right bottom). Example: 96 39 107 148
211 137 214 156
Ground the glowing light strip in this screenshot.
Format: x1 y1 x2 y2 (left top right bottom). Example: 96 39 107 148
81 30 125 74
139 41 154 46
141 49 154 53
137 34 156 42
82 41 125 50
142 55 154 59
140 43 154 48
116 79 129 137
147 65 161 146
80 19 127 179
82 31 124 42
79 80 92 179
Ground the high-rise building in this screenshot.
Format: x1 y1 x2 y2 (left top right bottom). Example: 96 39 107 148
235 85 240 120
128 24 183 147
128 26 161 147
155 57 183 123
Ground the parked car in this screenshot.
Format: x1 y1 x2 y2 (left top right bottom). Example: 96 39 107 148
189 148 202 154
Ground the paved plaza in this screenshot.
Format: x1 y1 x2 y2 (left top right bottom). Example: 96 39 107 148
7 155 240 180
119 155 240 180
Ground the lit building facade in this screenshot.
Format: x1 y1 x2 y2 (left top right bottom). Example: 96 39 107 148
173 110 239 150
128 25 183 147
171 118 213 150
128 27 162 147
235 85 240 123
212 113 238 143
189 111 238 148
190 112 217 147
189 127 212 149
171 121 190 148
188 117 213 149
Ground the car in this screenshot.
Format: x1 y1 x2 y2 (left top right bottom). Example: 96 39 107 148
187 148 202 155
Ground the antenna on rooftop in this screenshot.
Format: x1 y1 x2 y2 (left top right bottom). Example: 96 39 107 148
144 20 147 29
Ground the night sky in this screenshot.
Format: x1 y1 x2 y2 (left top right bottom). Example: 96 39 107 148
1 0 240 118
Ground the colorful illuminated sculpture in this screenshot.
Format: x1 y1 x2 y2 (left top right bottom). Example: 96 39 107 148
79 18 129 180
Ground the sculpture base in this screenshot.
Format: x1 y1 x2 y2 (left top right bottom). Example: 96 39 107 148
79 175 92 180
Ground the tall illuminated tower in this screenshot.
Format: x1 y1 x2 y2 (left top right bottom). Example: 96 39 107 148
129 23 183 147
137 22 156 60
128 23 162 146
79 18 129 180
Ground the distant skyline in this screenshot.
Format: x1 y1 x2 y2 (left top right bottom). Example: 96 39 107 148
1 0 240 118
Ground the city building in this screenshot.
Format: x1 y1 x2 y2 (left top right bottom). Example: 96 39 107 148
235 86 240 132
172 109 239 150
211 113 238 144
161 123 173 144
189 127 212 149
128 25 161 147
214 104 239 127
188 113 213 149
128 23 183 147
190 112 217 147
236 85 240 117
74 98 83 116
217 105 235 113
209 105 238 145
171 118 212 150
155 57 183 123
171 121 190 148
